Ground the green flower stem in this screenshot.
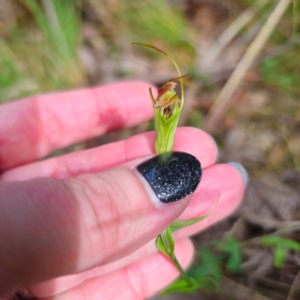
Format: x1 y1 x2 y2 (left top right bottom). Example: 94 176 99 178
160 230 173 254
156 228 198 290
158 230 196 286
154 111 181 154
133 42 213 294
157 199 218 291
170 252 197 286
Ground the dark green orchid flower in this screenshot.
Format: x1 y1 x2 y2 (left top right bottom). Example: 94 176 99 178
132 43 185 154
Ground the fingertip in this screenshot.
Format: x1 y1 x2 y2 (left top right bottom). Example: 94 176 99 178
174 163 245 238
226 162 248 187
198 163 245 213
174 127 219 167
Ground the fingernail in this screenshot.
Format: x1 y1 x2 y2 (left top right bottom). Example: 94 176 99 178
137 152 202 204
227 162 248 186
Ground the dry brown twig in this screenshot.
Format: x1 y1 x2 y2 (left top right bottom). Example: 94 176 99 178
287 271 300 300
200 0 268 73
204 0 292 133
220 276 272 300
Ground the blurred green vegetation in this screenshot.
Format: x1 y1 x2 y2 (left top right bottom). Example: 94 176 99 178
0 0 197 103
261 236 300 268
261 51 299 97
1 0 299 103
120 1 193 49
0 0 84 103
162 236 242 295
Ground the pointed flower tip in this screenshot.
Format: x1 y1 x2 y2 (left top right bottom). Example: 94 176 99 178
157 81 177 97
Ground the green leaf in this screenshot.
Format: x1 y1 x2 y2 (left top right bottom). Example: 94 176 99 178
260 235 280 246
169 195 220 232
156 235 168 256
274 244 286 268
188 267 219 290
190 246 222 283
261 236 300 268
261 236 300 251
281 238 300 251
195 276 219 291
160 278 198 295
226 248 241 272
164 227 175 254
169 214 209 232
156 228 175 256
217 236 241 272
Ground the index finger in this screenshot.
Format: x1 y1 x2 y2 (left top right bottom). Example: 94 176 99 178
0 82 154 171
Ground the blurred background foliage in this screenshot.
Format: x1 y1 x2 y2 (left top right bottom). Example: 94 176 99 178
1 0 300 299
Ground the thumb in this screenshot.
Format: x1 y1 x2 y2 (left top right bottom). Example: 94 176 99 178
0 151 201 295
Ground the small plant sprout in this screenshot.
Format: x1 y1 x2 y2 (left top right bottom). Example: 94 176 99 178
132 43 220 294
261 236 300 268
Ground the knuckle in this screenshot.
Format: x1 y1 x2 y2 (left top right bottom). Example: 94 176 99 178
66 168 143 261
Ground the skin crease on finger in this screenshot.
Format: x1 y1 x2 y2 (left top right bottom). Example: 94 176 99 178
1 127 218 182
29 163 244 298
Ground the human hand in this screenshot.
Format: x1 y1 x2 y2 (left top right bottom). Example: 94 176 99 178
0 82 246 299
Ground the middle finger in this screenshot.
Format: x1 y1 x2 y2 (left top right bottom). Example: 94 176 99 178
2 127 218 182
